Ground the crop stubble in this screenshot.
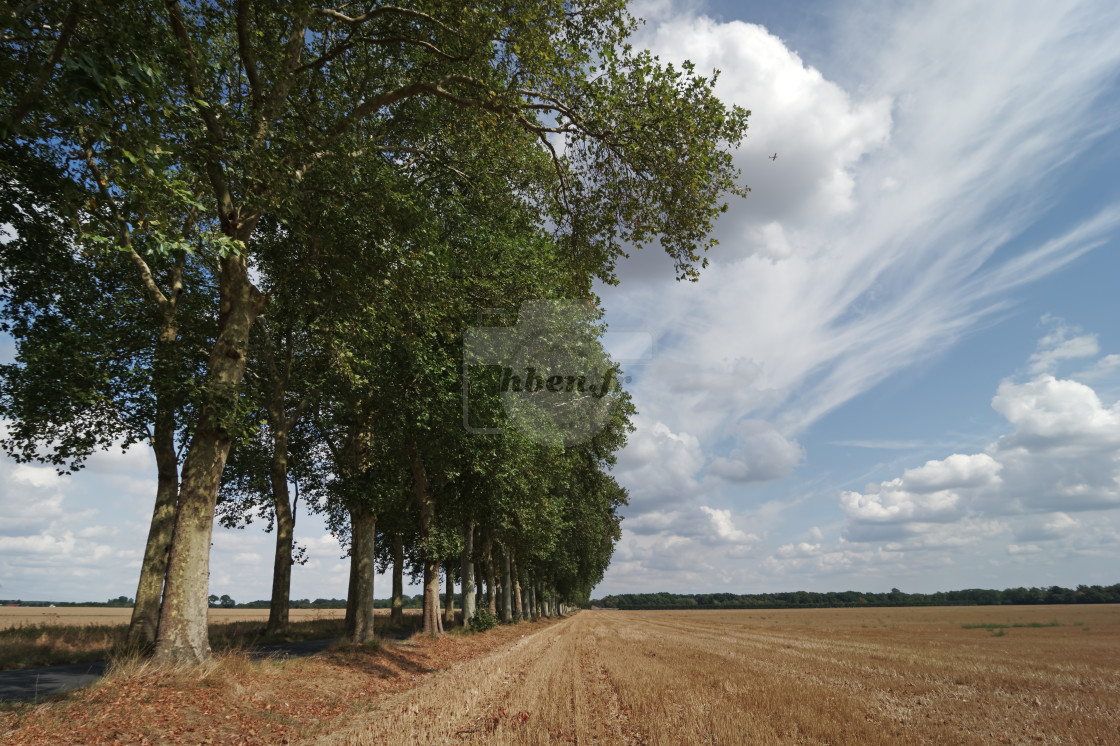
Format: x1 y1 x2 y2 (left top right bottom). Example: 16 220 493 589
331 606 1119 745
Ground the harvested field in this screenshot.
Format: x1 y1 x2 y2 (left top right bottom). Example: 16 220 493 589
3 606 1118 744
0 606 351 630
324 605 1120 744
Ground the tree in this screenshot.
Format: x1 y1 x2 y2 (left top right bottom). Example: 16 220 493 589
0 141 219 647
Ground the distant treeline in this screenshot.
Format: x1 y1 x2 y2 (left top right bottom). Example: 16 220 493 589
1 596 428 609
593 584 1120 610
236 597 425 610
1 596 136 608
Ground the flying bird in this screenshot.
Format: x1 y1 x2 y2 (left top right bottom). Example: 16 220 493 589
769 153 778 161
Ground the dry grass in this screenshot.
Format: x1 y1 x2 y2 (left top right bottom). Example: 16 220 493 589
0 608 389 670
0 606 350 630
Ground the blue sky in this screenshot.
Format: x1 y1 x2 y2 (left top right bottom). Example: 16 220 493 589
4 0 1120 603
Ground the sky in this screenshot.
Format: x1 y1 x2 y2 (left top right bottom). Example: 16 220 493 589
4 0 1120 603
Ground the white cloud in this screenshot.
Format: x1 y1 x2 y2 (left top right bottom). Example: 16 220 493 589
832 334 1120 568
706 419 804 483
1076 353 1120 381
602 2 1120 541
992 376 1120 446
840 484 962 524
901 454 1002 493
1029 319 1100 374
614 417 705 510
699 506 757 544
11 464 63 489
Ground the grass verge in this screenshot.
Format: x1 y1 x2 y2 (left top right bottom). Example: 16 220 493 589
0 616 357 670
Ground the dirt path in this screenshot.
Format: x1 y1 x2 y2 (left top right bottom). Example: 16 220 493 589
305 612 634 745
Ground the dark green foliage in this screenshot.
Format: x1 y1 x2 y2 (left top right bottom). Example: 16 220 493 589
469 607 499 632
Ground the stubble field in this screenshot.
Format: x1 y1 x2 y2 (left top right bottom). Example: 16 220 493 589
326 605 1120 744
4 605 1118 744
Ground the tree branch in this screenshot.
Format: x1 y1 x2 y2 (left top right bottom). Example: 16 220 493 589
83 146 171 311
236 0 263 110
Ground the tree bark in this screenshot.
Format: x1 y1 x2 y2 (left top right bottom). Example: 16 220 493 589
344 505 376 643
501 548 513 622
510 549 523 621
154 253 263 664
528 582 537 621
443 561 455 628
390 533 404 626
264 340 306 636
410 448 442 637
422 560 443 636
127 397 179 646
266 430 295 635
460 520 475 627
482 532 496 615
128 316 181 646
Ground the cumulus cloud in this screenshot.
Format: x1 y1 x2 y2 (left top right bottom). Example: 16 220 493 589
992 376 1120 447
699 506 758 544
901 454 1002 493
833 331 1120 570
614 417 705 510
706 419 804 483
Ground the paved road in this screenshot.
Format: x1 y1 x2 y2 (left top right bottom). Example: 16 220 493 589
0 637 343 702
0 661 108 702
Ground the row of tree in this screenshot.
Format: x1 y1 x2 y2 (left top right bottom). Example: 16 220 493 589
594 584 1120 609
0 2 748 663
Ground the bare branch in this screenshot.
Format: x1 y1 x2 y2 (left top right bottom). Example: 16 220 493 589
314 5 458 35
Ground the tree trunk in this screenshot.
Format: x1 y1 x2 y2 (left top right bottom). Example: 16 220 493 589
390 533 404 626
264 363 306 635
410 448 442 637
482 533 496 615
344 505 376 643
443 561 455 627
422 560 443 636
154 253 262 664
510 550 523 621
528 582 537 621
266 433 294 635
126 249 183 647
501 548 513 622
127 397 179 646
460 520 475 628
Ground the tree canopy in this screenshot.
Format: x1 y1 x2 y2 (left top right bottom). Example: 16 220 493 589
2 0 749 663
